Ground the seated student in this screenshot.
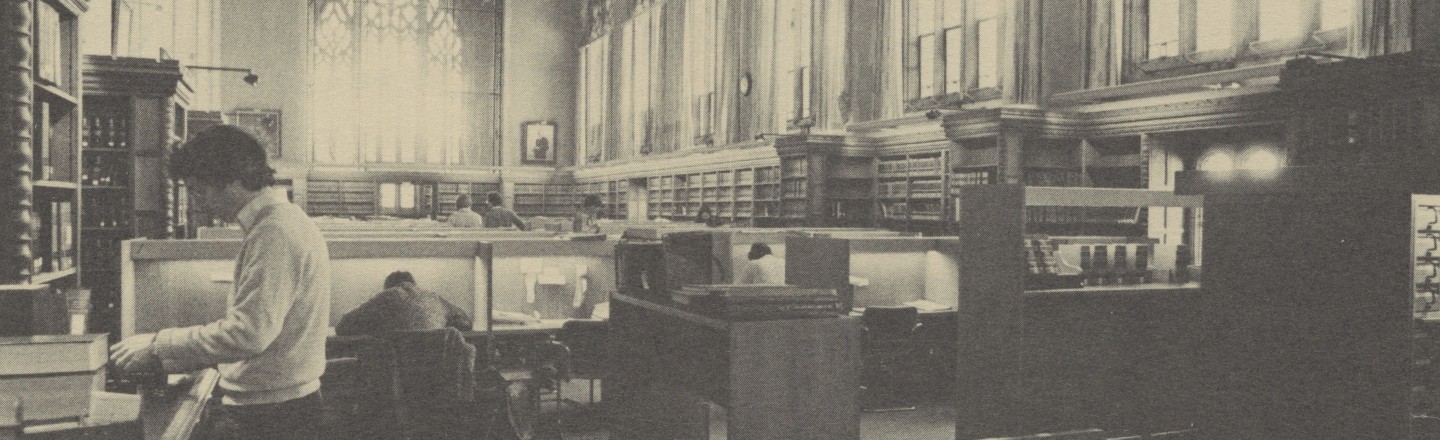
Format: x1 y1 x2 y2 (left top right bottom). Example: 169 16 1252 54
695 204 723 227
336 271 474 336
447 194 484 228
481 192 528 230
572 195 603 233
737 243 785 284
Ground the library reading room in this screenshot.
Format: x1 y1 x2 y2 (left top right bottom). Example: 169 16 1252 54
2 1 1440 439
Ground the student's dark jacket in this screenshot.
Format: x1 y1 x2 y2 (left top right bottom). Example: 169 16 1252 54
335 283 473 336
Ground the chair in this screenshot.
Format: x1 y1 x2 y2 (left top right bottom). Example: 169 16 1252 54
860 306 925 411
554 319 609 406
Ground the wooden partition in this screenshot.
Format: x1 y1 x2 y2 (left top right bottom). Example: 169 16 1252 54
484 240 616 326
121 237 617 338
199 226 560 239
787 235 960 309
608 292 860 439
955 184 1205 439
636 227 908 285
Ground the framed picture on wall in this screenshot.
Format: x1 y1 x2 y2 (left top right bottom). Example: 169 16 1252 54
228 108 283 158
521 120 558 164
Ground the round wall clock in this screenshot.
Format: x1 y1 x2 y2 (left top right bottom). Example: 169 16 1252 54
738 72 752 96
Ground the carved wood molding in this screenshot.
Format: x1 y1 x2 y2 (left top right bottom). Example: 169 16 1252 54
160 96 175 238
0 0 33 283
903 92 972 114
82 55 189 100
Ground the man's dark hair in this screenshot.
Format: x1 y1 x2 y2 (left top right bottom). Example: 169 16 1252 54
169 125 276 190
486 192 504 207
456 194 471 210
384 271 416 289
748 243 772 260
582 195 602 208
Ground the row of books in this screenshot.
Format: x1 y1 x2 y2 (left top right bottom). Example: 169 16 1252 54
671 284 842 320
35 3 62 86
33 200 75 274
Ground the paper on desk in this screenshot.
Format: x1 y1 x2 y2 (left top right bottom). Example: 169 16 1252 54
903 299 953 312
86 392 141 424
537 267 567 285
849 276 869 287
525 273 538 304
520 258 543 274
574 265 588 307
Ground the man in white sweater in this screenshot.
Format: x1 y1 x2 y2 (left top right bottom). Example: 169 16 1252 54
109 125 331 440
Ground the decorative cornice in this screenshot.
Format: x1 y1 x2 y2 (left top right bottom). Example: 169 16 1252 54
1049 62 1285 106
572 142 782 182
1079 89 1282 137
48 0 88 15
903 92 971 113
83 55 190 100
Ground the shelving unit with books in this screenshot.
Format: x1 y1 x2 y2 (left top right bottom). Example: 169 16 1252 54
875 151 948 231
78 53 192 337
578 180 628 220
511 183 576 217
436 181 503 218
779 156 809 220
306 180 378 217
28 0 83 289
0 0 89 337
639 164 783 225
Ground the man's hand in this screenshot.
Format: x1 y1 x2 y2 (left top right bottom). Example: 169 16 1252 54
110 333 161 374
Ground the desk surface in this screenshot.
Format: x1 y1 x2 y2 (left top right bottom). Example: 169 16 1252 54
140 369 219 440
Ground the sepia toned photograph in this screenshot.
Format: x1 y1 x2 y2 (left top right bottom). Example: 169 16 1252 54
1 0 1438 439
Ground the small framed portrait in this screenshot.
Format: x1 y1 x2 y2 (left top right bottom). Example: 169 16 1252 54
521 120 558 164
227 108 283 158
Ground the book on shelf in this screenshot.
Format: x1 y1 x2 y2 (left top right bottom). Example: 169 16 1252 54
35 4 61 86
57 201 73 271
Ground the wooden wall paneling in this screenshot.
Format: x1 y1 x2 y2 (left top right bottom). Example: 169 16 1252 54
954 184 1026 439
1193 178 1415 438
784 234 850 307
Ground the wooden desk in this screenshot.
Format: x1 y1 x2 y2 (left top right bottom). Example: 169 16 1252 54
851 308 958 403
138 369 219 440
609 293 860 440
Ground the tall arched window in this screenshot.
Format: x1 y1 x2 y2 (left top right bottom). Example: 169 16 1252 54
311 0 499 165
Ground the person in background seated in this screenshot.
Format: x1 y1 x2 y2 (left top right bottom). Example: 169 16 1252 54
336 271 473 336
572 195 603 233
446 194 483 228
109 125 331 440
738 243 784 284
695 204 722 227
481 191 528 230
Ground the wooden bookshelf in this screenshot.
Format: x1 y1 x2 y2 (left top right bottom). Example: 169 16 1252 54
511 183 575 217
0 1 89 336
435 181 502 218
306 180 377 217
875 151 947 231
578 180 628 220
638 165 784 225
80 55 191 339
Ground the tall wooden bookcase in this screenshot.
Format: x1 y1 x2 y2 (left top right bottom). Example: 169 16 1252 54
0 0 89 336
79 55 190 339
